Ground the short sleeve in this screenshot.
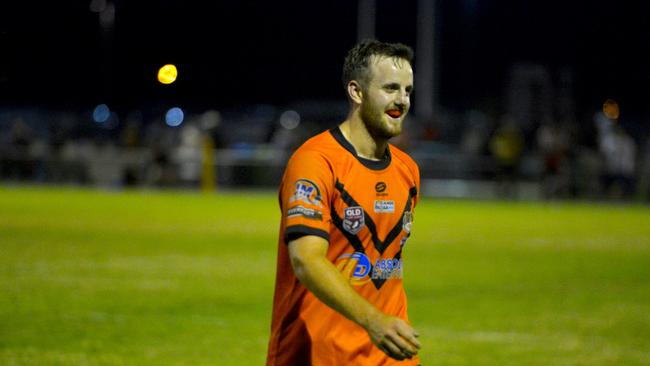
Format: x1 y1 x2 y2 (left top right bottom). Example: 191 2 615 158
279 149 333 244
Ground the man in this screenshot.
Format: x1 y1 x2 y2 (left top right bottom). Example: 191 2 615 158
267 40 421 365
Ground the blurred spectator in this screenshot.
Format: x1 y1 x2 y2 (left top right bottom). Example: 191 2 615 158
9 117 33 147
143 120 176 186
173 123 203 188
5 117 35 180
536 119 571 199
60 138 93 183
638 135 650 201
121 120 141 149
489 115 524 199
596 115 636 199
460 109 491 155
200 131 216 192
87 140 123 188
121 119 143 186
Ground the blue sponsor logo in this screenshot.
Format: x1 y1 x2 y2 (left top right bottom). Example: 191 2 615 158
371 258 403 280
373 200 395 213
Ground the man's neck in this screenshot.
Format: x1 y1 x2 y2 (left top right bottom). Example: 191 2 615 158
339 114 388 161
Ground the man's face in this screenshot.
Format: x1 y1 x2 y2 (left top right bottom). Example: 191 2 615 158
359 55 414 139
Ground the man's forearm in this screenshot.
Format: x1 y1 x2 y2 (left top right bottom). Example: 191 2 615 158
291 252 381 329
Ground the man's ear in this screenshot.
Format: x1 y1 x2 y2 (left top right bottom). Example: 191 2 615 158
347 81 363 104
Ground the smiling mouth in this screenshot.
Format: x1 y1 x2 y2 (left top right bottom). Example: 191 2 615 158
386 110 402 118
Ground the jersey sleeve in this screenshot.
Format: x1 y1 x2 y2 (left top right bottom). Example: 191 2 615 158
279 149 333 244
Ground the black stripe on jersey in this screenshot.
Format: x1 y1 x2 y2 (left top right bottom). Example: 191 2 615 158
334 180 417 255
285 225 329 244
409 186 418 197
333 209 395 290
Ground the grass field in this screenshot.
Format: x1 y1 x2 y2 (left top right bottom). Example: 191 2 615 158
1 186 649 365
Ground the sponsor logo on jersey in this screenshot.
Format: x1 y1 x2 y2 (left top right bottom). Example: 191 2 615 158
287 205 323 220
402 211 413 233
375 181 388 196
373 200 395 213
371 258 403 280
335 252 372 286
336 252 404 285
289 179 322 207
342 206 365 234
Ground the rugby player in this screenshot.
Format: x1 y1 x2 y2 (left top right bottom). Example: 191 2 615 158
267 39 421 365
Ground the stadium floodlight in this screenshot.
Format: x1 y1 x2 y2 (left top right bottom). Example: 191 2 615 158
158 64 178 84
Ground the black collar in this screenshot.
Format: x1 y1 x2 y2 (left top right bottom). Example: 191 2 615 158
329 126 392 171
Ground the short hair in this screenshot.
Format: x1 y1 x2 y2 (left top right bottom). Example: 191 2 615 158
342 39 414 91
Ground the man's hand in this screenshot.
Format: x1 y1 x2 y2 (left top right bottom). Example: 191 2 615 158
288 236 421 360
365 313 421 360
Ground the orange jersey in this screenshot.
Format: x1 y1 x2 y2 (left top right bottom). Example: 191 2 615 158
267 127 420 366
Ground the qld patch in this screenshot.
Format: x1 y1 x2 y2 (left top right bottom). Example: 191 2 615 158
342 206 365 235
373 200 395 213
287 205 323 221
288 179 322 207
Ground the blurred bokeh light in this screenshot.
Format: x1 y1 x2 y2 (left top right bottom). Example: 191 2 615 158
157 64 178 85
165 107 184 127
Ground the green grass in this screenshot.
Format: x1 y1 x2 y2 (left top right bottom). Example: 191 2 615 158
1 186 649 365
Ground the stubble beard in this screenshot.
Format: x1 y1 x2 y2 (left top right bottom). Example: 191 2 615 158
360 100 403 140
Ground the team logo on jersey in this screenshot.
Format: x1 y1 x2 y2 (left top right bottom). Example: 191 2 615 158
402 211 413 233
289 179 322 207
373 200 395 213
335 252 372 286
342 206 365 234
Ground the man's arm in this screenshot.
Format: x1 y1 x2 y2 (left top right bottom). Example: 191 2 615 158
288 235 421 360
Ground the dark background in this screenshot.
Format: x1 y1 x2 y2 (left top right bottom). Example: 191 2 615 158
1 0 649 124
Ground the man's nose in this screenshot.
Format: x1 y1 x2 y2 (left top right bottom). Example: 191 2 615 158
395 91 409 107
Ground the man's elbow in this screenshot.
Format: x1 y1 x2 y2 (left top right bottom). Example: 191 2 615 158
287 236 328 282
289 250 311 281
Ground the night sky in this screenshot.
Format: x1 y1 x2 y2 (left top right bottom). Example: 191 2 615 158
2 0 649 123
